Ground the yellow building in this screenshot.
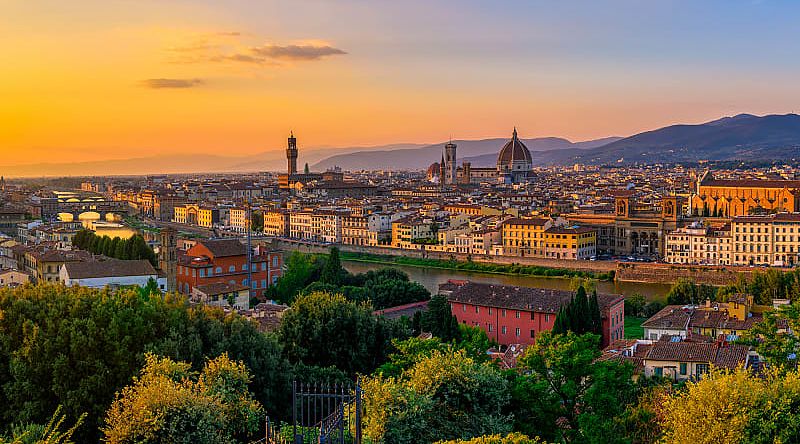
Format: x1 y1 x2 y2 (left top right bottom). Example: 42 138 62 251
501 217 552 257
542 226 597 260
173 204 218 228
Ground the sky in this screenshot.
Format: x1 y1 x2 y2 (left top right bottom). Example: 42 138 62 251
2 0 800 167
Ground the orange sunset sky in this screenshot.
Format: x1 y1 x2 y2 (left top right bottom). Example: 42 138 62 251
2 0 799 169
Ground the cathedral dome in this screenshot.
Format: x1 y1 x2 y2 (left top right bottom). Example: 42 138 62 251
497 128 532 171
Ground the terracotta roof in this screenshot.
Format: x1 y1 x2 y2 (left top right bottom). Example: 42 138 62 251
702 179 800 189
645 340 749 369
447 282 623 315
197 239 246 257
373 300 429 320
64 259 156 279
194 282 249 296
641 305 692 330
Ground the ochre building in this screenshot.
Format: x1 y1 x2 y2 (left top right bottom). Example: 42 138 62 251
691 174 800 217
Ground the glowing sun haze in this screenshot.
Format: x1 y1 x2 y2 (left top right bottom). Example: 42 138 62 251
2 0 799 169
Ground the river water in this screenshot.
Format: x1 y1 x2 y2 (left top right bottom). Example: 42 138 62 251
343 260 672 302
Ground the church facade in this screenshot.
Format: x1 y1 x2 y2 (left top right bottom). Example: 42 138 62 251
690 171 800 217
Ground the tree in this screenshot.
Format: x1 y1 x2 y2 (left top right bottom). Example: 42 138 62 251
659 367 800 444
250 211 264 233
277 292 409 375
0 284 292 441
320 247 344 286
666 279 716 305
624 293 647 318
421 295 460 342
362 349 511 444
1 406 85 444
102 353 263 443
270 251 321 304
513 331 636 443
743 301 800 369
552 286 601 336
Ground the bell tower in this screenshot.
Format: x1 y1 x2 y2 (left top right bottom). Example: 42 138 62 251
286 132 298 175
444 141 457 185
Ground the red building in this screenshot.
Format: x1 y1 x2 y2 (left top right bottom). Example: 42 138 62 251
443 281 624 347
177 239 283 298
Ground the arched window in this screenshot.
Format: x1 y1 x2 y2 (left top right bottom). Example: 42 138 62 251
228 265 235 273
216 267 222 274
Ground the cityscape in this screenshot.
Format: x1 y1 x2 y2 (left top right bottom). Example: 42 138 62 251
2 2 800 444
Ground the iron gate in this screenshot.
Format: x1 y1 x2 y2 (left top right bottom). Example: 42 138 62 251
264 380 363 444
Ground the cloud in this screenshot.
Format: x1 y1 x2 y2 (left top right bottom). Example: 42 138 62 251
141 78 205 89
250 44 347 61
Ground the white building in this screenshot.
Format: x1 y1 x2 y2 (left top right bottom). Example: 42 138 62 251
664 222 732 265
60 259 164 291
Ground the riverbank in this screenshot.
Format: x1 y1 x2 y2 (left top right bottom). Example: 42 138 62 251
339 251 615 281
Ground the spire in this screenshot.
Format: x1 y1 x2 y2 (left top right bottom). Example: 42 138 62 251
512 127 518 141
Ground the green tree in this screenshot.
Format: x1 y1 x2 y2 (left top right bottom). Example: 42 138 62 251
666 278 716 305
513 331 636 443
362 349 511 444
270 251 321 304
277 292 409 375
743 301 800 369
250 210 264 233
624 293 647 318
320 246 344 286
102 353 264 443
421 295 460 342
0 284 292 441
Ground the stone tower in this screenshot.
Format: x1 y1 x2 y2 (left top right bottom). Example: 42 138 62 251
286 132 298 175
444 141 457 185
158 227 177 293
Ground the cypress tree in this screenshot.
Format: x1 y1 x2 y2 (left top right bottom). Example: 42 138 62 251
588 290 602 335
574 286 589 333
320 246 343 285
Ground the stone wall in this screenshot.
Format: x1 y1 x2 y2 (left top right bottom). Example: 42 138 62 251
615 262 763 286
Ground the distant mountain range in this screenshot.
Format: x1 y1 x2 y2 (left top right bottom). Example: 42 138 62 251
4 113 799 177
311 137 622 171
531 113 800 166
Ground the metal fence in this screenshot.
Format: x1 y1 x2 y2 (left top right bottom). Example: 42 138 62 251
262 380 363 444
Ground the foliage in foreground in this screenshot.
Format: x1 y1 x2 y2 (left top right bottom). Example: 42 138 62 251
278 291 411 376
0 406 84 444
435 433 546 444
103 353 263 443
659 367 800 444
362 349 511 444
0 284 291 441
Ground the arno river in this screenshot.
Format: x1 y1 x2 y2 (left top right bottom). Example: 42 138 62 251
343 260 673 302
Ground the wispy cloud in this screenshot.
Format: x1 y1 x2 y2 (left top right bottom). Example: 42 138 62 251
250 44 347 61
165 33 347 66
141 78 204 89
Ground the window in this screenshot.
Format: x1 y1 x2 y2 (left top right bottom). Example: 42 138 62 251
229 265 235 273
654 367 663 377
502 309 506 317
696 363 709 377
530 329 535 339
545 314 550 322
261 279 267 288
488 324 493 332
515 311 520 319
463 304 467 312
515 328 521 337
273 256 279 267
475 306 479 314
216 267 222 274
488 307 492 315
242 264 248 271
679 363 687 375
199 269 205 277
501 326 507 334
207 268 213 277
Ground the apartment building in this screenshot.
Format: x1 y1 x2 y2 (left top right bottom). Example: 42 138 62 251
664 222 732 265
542 226 597 260
501 217 552 257
263 209 290 237
731 213 800 266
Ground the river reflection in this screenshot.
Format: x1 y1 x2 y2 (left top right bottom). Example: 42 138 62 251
343 260 671 302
